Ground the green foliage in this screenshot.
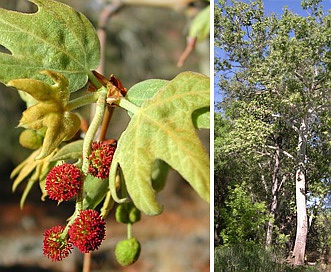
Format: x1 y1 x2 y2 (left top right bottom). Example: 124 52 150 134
0 0 100 91
127 78 210 129
219 183 268 245
10 148 56 208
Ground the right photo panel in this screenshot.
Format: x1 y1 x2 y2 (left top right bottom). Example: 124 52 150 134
214 0 331 270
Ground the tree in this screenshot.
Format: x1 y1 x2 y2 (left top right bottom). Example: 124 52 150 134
219 182 268 245
215 0 331 265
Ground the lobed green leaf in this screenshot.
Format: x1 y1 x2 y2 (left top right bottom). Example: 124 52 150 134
109 71 210 215
0 0 100 91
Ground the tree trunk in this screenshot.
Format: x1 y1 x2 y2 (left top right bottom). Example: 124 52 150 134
265 143 280 250
292 118 308 266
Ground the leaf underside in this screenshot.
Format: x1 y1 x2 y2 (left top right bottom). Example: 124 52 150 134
0 0 100 91
109 71 210 215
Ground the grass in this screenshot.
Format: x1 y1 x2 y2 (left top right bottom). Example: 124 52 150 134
214 244 322 272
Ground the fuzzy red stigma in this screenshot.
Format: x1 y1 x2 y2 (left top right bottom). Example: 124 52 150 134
88 141 116 179
43 225 73 261
68 209 106 253
45 163 83 202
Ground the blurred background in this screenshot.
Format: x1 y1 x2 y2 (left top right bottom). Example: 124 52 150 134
0 0 210 271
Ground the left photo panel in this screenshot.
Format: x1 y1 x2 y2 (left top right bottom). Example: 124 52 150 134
0 0 211 271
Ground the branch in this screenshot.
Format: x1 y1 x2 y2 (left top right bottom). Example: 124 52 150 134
278 174 287 192
267 145 295 160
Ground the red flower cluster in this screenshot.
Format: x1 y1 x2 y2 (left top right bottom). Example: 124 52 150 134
68 209 106 253
88 141 116 179
45 163 83 202
43 225 73 261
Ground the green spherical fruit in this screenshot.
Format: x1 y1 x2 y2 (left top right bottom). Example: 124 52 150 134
115 238 141 266
115 204 130 224
129 207 141 224
19 129 43 150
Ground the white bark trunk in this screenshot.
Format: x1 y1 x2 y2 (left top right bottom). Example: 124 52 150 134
265 143 280 249
292 118 308 266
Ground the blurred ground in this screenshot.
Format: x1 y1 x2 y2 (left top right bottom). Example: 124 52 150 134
0 168 209 272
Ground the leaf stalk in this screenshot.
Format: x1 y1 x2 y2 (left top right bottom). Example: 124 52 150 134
67 92 100 111
113 97 140 114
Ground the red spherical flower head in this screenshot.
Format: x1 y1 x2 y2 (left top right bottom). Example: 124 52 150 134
45 163 83 202
88 141 117 179
43 225 73 261
68 209 106 253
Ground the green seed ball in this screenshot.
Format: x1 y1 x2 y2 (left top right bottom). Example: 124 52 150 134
115 204 130 224
19 129 43 150
115 238 141 266
129 207 141 224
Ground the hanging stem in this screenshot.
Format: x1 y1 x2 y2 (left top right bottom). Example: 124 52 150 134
61 86 108 253
81 3 123 271
127 223 132 239
82 87 108 174
88 71 103 90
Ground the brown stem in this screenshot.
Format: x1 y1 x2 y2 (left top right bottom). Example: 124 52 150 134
90 2 123 124
83 252 91 272
99 107 114 141
177 36 197 67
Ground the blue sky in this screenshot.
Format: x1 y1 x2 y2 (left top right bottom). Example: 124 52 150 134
214 0 331 104
264 0 331 16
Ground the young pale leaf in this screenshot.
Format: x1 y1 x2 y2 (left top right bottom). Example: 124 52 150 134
11 148 56 208
151 159 170 192
109 71 210 215
189 5 210 41
8 71 81 159
50 140 83 162
0 0 100 92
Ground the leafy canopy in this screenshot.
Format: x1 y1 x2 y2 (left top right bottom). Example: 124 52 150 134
215 0 331 252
